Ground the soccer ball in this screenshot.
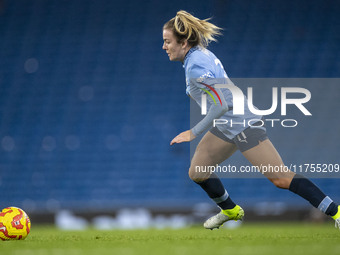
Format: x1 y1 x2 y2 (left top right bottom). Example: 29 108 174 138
0 207 31 240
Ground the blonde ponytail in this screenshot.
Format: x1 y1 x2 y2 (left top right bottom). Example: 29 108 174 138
164 10 222 48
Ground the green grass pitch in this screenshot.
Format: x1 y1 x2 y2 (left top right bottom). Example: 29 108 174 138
1 223 340 255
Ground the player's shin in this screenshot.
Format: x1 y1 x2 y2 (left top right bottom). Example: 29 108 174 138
288 174 338 216
194 172 236 210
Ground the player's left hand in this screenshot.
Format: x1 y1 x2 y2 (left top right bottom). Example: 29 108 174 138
170 130 196 145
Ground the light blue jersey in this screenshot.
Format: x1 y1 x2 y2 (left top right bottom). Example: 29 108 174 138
183 46 262 139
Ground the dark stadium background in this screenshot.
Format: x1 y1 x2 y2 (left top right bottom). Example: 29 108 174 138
0 0 339 225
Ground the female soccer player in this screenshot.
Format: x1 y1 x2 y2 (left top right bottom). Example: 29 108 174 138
163 10 340 229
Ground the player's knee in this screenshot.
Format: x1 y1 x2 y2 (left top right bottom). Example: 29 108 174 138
271 178 291 189
188 167 209 183
188 167 200 182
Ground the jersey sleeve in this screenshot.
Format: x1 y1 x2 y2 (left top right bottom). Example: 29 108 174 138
188 64 215 88
187 64 229 137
